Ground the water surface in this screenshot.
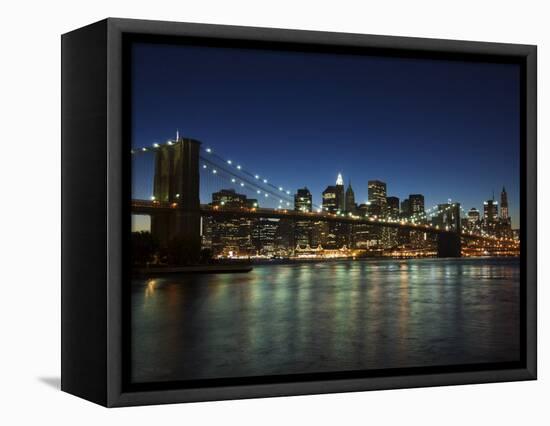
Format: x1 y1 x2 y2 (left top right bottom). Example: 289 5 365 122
131 257 520 383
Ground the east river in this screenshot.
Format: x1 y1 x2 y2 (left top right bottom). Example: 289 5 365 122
131 257 520 383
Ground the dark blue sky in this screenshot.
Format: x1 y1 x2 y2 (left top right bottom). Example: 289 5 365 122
131 42 520 227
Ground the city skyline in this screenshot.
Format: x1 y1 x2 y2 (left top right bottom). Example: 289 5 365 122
131 42 521 228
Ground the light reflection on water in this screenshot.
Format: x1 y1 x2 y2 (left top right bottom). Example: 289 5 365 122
131 257 520 383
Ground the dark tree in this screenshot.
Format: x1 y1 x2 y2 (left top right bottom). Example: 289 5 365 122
131 231 158 265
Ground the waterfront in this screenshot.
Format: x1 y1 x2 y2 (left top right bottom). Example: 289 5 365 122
131 257 520 383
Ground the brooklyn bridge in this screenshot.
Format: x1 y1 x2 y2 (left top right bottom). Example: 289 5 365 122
131 135 518 262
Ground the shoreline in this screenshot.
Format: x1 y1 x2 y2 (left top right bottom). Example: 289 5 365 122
132 255 519 278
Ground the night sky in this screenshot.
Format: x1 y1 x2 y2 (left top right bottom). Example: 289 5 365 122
131 42 521 229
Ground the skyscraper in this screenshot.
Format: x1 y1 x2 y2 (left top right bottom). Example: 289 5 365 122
294 187 312 212
483 198 499 236
400 198 410 218
409 194 425 219
468 207 480 224
322 186 338 213
368 180 387 204
294 188 313 247
467 208 481 233
500 187 509 219
335 173 345 212
484 199 498 222
386 196 400 219
252 218 279 255
367 180 387 218
322 173 345 213
345 180 356 214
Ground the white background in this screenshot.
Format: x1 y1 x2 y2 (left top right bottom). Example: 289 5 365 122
0 0 547 424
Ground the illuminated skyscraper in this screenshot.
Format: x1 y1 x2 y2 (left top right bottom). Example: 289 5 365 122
484 199 498 222
468 207 480 224
294 188 313 247
500 187 509 219
252 218 279 255
210 189 255 256
400 198 410 218
483 197 498 236
345 180 356 214
367 180 387 217
368 180 387 204
467 208 481 233
409 194 425 220
386 196 400 219
323 173 345 213
336 173 345 212
322 186 338 213
294 187 312 212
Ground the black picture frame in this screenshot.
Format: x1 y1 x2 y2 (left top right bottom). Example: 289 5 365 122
61 18 537 407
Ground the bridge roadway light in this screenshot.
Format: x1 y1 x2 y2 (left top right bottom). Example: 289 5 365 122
255 175 260 179
231 178 236 183
153 143 160 148
227 160 232 164
205 148 212 153
263 179 268 183
240 182 245 187
237 165 241 170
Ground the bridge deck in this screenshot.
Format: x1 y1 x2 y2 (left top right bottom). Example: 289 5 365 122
130 200 515 243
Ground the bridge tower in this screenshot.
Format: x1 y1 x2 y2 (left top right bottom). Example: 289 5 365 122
436 203 462 257
151 137 201 264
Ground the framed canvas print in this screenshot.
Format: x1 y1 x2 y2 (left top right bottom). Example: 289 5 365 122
61 18 537 407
